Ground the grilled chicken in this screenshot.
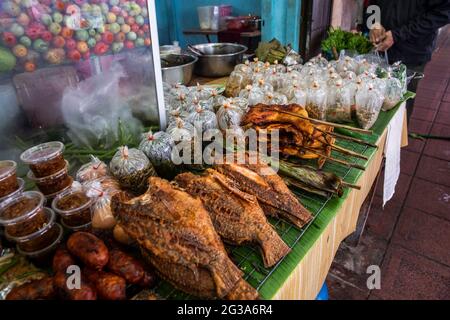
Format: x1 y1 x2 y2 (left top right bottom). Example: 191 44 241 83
175 169 290 268
111 177 258 300
214 154 312 229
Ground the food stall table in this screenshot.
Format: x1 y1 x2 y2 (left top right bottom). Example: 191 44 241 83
188 76 408 300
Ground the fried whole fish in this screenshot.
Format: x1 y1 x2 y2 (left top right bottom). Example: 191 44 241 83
214 155 312 229
175 169 290 268
111 177 259 300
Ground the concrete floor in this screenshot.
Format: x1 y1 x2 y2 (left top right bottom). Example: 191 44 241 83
327 26 450 300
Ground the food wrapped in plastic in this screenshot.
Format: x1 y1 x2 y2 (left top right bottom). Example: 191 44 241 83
282 68 302 88
249 58 265 70
187 97 214 114
263 92 289 105
239 85 265 106
109 146 157 193
336 56 358 74
187 106 218 132
355 84 384 129
327 73 342 87
253 78 274 93
310 54 329 68
86 181 117 230
264 71 285 91
282 84 307 106
216 101 244 130
76 156 109 183
225 70 252 97
166 118 195 142
306 81 328 120
326 80 353 123
210 90 227 112
382 76 403 111
166 108 190 124
188 84 217 101
139 130 175 171
229 97 249 112
234 63 253 75
167 92 191 113
369 74 387 96
356 59 376 76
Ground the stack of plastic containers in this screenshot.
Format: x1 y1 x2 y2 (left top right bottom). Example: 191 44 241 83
0 160 25 203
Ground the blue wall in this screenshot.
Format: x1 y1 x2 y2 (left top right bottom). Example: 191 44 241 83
156 0 262 47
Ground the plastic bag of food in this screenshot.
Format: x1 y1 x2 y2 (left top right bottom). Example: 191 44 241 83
167 118 195 142
326 80 353 123
188 84 217 101
306 81 328 120
139 131 175 176
234 62 253 75
61 64 143 149
263 92 289 105
239 85 265 106
225 70 252 97
281 83 307 105
216 101 244 130
187 97 214 114
109 146 157 192
336 56 358 74
187 106 218 133
264 71 284 91
228 97 249 112
253 78 274 93
76 156 109 183
355 84 384 129
167 92 192 113
382 76 403 111
86 181 117 230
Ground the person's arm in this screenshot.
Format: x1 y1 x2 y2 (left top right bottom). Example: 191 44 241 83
391 0 450 43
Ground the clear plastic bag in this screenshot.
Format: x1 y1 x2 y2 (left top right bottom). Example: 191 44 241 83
263 92 289 105
216 101 244 130
76 155 109 183
239 85 265 106
382 76 403 111
225 70 252 97
326 80 353 123
188 84 217 101
187 106 218 132
355 84 384 129
187 97 214 114
281 84 307 106
61 64 143 149
85 181 117 230
139 131 175 170
306 81 328 120
336 55 358 74
264 71 284 91
166 118 195 142
109 146 157 192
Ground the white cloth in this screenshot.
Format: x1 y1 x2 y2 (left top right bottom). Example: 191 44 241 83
383 103 406 207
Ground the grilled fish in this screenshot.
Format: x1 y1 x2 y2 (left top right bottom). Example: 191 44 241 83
111 177 258 300
175 169 290 268
214 154 312 228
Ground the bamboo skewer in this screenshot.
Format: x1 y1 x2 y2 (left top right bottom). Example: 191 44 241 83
300 146 366 171
256 106 373 135
330 145 369 161
315 128 378 148
341 182 362 190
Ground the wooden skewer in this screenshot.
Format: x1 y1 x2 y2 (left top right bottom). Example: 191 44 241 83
331 145 369 161
341 182 362 190
256 105 373 135
300 146 366 171
317 129 378 148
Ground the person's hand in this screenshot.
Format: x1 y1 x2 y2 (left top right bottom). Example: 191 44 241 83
377 31 395 51
370 23 386 44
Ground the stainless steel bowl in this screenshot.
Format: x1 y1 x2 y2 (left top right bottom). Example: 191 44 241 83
161 53 198 85
188 43 248 77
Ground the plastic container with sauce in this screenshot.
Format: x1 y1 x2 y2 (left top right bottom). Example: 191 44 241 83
52 188 93 228
16 223 64 266
61 219 92 232
44 183 73 203
0 160 18 198
20 141 65 178
0 191 48 238
0 178 25 204
5 208 59 253
27 160 72 196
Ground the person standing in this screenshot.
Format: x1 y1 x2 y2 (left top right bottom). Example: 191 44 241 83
367 0 450 120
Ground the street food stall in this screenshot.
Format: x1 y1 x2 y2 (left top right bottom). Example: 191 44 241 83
0 1 412 301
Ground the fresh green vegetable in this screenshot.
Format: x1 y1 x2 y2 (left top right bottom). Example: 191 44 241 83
255 38 288 63
321 27 373 59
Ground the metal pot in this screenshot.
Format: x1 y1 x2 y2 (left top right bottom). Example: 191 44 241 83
188 43 248 77
160 53 198 85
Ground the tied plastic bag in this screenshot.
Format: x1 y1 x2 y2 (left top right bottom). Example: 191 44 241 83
76 155 109 183
85 181 117 230
306 81 328 120
109 146 157 193
326 80 353 123
62 64 143 149
166 118 195 142
225 70 251 97
382 76 403 111
239 85 265 106
355 84 384 129
138 131 176 177
216 101 244 130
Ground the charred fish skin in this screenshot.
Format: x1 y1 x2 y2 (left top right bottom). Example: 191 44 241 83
174 170 290 268
214 161 312 229
111 177 249 299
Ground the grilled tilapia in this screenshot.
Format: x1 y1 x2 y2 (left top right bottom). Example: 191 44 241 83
214 155 312 228
111 177 259 300
175 169 290 268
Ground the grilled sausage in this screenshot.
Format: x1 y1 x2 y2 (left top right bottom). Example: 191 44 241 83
67 232 109 270
107 248 145 285
53 248 77 274
83 268 126 300
53 272 97 300
6 277 56 300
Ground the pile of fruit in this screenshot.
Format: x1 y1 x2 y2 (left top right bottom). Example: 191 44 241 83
0 0 152 73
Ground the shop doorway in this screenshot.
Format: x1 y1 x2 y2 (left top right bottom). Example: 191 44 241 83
300 0 333 60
